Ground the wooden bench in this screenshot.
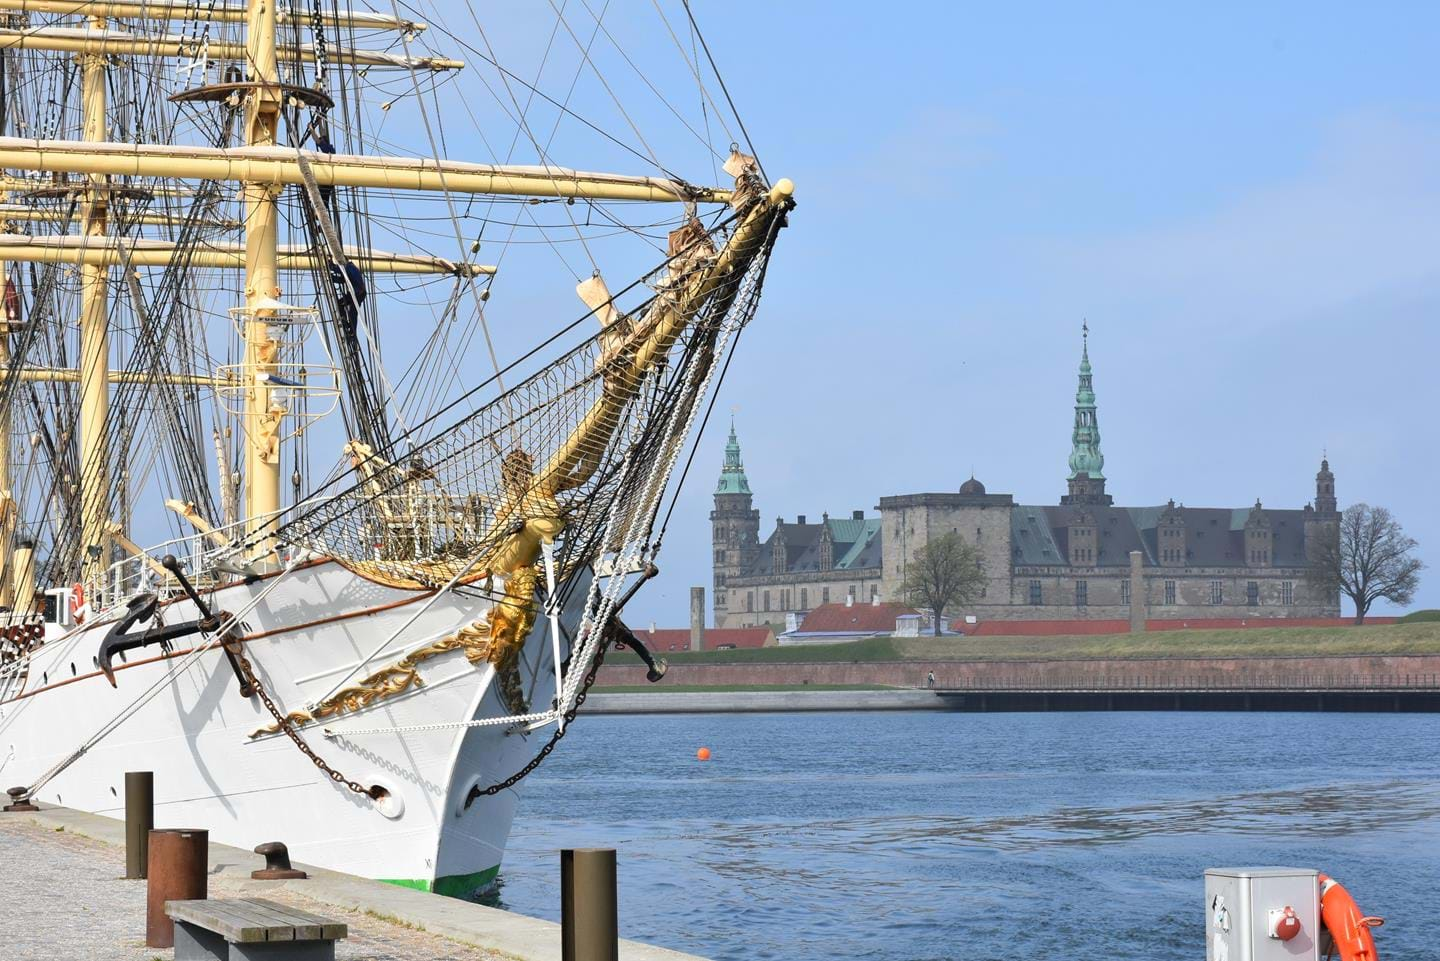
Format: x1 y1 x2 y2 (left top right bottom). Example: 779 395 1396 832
165 897 348 961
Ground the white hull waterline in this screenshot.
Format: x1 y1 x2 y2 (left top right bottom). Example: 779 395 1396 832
0 559 587 894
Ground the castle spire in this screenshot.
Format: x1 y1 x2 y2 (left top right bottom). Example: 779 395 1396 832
716 418 751 495
1315 453 1337 515
1061 321 1112 506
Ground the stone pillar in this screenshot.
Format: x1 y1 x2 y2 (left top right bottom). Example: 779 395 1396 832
1129 550 1145 633
690 586 705 651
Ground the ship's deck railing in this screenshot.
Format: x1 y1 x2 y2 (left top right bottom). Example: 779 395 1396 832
933 673 1440 692
83 491 494 615
83 508 290 616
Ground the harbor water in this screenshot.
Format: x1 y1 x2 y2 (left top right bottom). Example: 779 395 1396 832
496 710 1439 961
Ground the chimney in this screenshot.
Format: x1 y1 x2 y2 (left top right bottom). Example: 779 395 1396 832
649 621 656 633
871 593 880 606
845 593 854 608
690 586 705 651
852 510 864 520
796 515 806 525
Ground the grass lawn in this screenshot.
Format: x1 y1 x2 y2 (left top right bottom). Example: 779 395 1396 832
652 621 1440 664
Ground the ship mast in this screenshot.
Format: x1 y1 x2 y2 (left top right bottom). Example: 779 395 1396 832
0 3 752 581
242 0 282 558
78 11 110 578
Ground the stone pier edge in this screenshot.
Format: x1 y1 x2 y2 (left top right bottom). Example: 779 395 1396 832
12 804 710 961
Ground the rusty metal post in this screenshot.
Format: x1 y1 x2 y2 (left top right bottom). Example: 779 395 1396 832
124 771 153 879
561 848 618 961
146 828 207 948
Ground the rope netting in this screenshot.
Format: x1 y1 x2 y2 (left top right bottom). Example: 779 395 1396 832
267 210 779 605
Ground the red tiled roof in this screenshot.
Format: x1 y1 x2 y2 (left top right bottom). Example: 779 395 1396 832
637 627 775 651
796 602 918 634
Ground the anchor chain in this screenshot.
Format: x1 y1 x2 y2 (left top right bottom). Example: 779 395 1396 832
463 633 612 809
227 639 379 800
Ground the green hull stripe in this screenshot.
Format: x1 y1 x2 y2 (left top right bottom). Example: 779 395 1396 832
380 864 499 898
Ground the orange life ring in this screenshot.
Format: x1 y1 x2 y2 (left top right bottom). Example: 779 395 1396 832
1319 873 1383 961
69 582 85 622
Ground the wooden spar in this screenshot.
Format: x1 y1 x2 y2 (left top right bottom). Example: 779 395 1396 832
106 522 172 578
164 500 231 549
0 175 198 197
538 179 794 493
243 0 281 561
0 27 463 71
0 205 240 229
78 11 109 578
0 138 732 204
0 236 494 275
0 1 428 32
0 368 230 386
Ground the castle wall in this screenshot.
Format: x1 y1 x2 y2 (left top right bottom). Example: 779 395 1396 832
720 568 884 629
877 493 1014 609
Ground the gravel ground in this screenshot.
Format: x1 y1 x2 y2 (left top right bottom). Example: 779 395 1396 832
0 816 506 961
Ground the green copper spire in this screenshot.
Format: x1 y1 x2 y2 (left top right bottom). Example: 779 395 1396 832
716 419 751 495
1067 322 1105 480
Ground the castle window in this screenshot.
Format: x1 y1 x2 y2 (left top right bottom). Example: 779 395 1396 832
1029 580 1042 605
746 592 753 612
870 585 878 601
1210 580 1223 605
1121 579 1131 604
800 588 808 609
1247 581 1259 606
1283 581 1294 606
763 591 770 612
1164 580 1176 605
1075 580 1088 608
822 587 830 604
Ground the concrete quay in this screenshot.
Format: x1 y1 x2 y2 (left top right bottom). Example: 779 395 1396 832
0 804 709 961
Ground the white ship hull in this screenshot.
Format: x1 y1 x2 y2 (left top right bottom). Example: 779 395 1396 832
0 559 581 895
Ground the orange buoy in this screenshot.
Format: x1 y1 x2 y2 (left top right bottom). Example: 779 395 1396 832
696 747 711 761
1319 873 1383 961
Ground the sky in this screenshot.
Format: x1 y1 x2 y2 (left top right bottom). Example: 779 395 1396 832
379 2 1440 624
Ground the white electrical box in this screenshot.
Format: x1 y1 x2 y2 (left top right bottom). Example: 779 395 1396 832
1205 867 1320 961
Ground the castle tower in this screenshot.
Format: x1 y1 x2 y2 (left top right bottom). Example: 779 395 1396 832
1305 457 1341 592
1315 456 1338 515
710 420 760 626
1061 322 1113 506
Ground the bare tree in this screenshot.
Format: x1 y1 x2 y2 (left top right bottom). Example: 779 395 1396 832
900 532 986 635
1307 503 1424 624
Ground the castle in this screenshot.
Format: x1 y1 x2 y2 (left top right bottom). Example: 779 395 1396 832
711 330 1341 628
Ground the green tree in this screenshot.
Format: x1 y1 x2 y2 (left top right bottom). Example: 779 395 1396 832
1307 503 1424 624
900 531 986 635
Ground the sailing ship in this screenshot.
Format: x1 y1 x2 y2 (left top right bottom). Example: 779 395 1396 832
0 1 791 894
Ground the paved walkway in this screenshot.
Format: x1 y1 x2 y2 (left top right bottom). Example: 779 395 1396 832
0 815 502 960
0 805 705 961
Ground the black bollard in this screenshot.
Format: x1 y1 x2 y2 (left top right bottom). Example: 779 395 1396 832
561 848 618 961
252 841 307 880
146 828 207 948
2 786 37 812
124 772 153 879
